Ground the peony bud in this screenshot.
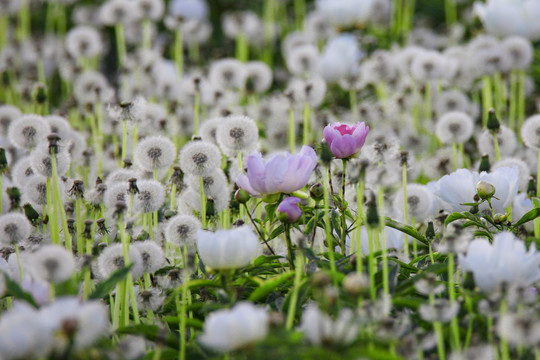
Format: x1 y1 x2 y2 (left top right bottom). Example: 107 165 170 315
476 180 496 200
309 183 324 201
234 189 250 204
277 197 302 223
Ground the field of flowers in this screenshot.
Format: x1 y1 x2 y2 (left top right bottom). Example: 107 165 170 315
1 0 540 359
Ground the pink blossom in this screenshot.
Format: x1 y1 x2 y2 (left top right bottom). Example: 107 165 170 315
323 122 369 158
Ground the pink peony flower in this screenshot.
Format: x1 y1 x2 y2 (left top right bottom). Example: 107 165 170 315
236 146 318 196
323 122 369 159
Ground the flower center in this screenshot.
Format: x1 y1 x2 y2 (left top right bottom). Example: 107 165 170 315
335 124 355 136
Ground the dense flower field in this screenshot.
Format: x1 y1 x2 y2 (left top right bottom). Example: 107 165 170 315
0 0 540 359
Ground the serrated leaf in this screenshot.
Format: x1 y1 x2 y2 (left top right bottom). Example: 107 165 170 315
248 271 294 302
3 273 38 307
89 265 132 300
513 207 540 228
384 217 428 246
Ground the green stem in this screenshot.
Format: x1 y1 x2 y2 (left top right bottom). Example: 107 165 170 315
285 253 303 330
402 164 409 258
482 76 493 127
423 81 431 126
121 119 128 161
535 150 540 238
451 142 457 170
355 181 365 275
115 24 127 67
143 19 151 50
377 187 389 296
284 224 295 270
322 168 338 286
174 28 184 77
492 131 500 161
367 227 376 301
444 0 457 26
340 159 347 255
199 177 206 229
288 107 295 153
235 33 248 62
448 254 461 350
178 246 189 360
430 294 446 360
194 89 200 135
46 177 57 245
500 300 510 360
509 70 517 132
293 0 305 30
302 103 310 146
517 70 525 133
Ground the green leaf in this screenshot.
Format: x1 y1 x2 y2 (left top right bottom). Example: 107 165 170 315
473 230 492 239
384 217 428 246
185 279 222 290
392 296 422 310
89 265 132 300
269 224 284 240
253 255 281 267
461 202 482 206
445 211 484 228
388 257 418 272
248 271 295 302
265 203 278 223
513 207 540 228
163 316 204 329
3 273 38 307
444 212 468 226
304 211 324 236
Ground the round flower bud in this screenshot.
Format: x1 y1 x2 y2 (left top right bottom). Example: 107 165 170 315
234 189 250 204
476 180 496 200
309 183 324 201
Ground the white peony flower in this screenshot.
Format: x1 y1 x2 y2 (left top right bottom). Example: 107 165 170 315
197 226 259 270
198 302 268 352
430 167 519 214
459 231 540 293
318 34 363 82
474 0 540 40
299 304 359 345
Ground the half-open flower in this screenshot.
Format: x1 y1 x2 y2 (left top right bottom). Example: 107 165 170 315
323 121 369 159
